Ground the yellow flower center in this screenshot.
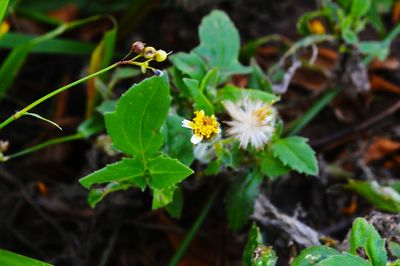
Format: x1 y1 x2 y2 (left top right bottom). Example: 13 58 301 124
309 19 325 34
191 111 219 139
254 106 273 126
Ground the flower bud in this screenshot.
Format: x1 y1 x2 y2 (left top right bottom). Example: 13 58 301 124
143 46 157 59
131 41 145 54
155 49 168 62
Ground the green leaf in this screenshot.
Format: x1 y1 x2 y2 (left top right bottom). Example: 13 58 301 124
166 186 184 219
243 223 277 266
226 171 263 231
259 152 290 180
79 158 146 190
24 112 62 130
87 181 131 208
147 156 194 190
77 113 105 138
169 52 207 81
248 59 273 92
342 28 358 44
219 85 278 103
96 100 117 114
350 0 371 17
0 44 31 98
162 114 194 166
319 253 371 266
272 136 318 175
152 187 175 209
292 246 340 266
0 249 53 266
0 0 9 24
344 180 400 212
193 10 250 81
349 218 387 266
183 78 214 115
0 33 95 55
199 67 219 93
105 75 171 158
389 242 400 259
359 41 389 61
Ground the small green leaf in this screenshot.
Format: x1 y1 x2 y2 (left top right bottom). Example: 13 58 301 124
166 186 184 219
226 171 263 231
389 242 400 259
219 85 278 103
199 67 219 93
96 100 117 114
147 156 194 190
344 180 400 212
243 223 277 266
349 218 387 266
359 41 389 60
87 181 131 208
79 158 146 190
152 187 175 209
169 52 207 81
319 253 371 266
248 59 273 92
350 0 371 17
342 28 358 44
292 246 340 266
193 10 250 81
183 78 214 115
162 114 194 166
272 136 318 175
78 114 105 138
105 75 171 158
259 152 290 180
0 249 53 266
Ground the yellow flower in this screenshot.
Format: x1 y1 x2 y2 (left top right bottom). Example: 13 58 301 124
309 19 325 34
0 21 10 37
182 110 220 144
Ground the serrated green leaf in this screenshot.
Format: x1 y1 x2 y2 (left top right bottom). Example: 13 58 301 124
147 156 194 190
105 75 171 158
259 152 290 180
169 52 207 81
349 218 387 266
350 0 371 17
0 249 53 266
292 246 340 266
162 114 194 166
79 158 146 189
166 186 184 219
87 181 131 208
152 187 175 209
344 180 400 212
219 85 278 103
243 223 277 266
272 136 318 175
193 10 250 81
226 171 263 231
319 253 371 266
183 78 214 115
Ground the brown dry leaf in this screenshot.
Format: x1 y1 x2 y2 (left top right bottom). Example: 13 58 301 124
48 4 78 23
370 74 400 95
392 0 400 24
365 137 400 164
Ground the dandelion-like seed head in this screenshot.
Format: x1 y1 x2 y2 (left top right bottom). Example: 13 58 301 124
223 98 277 150
182 110 220 144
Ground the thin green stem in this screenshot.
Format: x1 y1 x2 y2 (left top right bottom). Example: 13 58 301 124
7 132 83 159
168 189 218 266
285 88 340 136
0 62 119 130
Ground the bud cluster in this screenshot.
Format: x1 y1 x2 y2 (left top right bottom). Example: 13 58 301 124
131 41 169 62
